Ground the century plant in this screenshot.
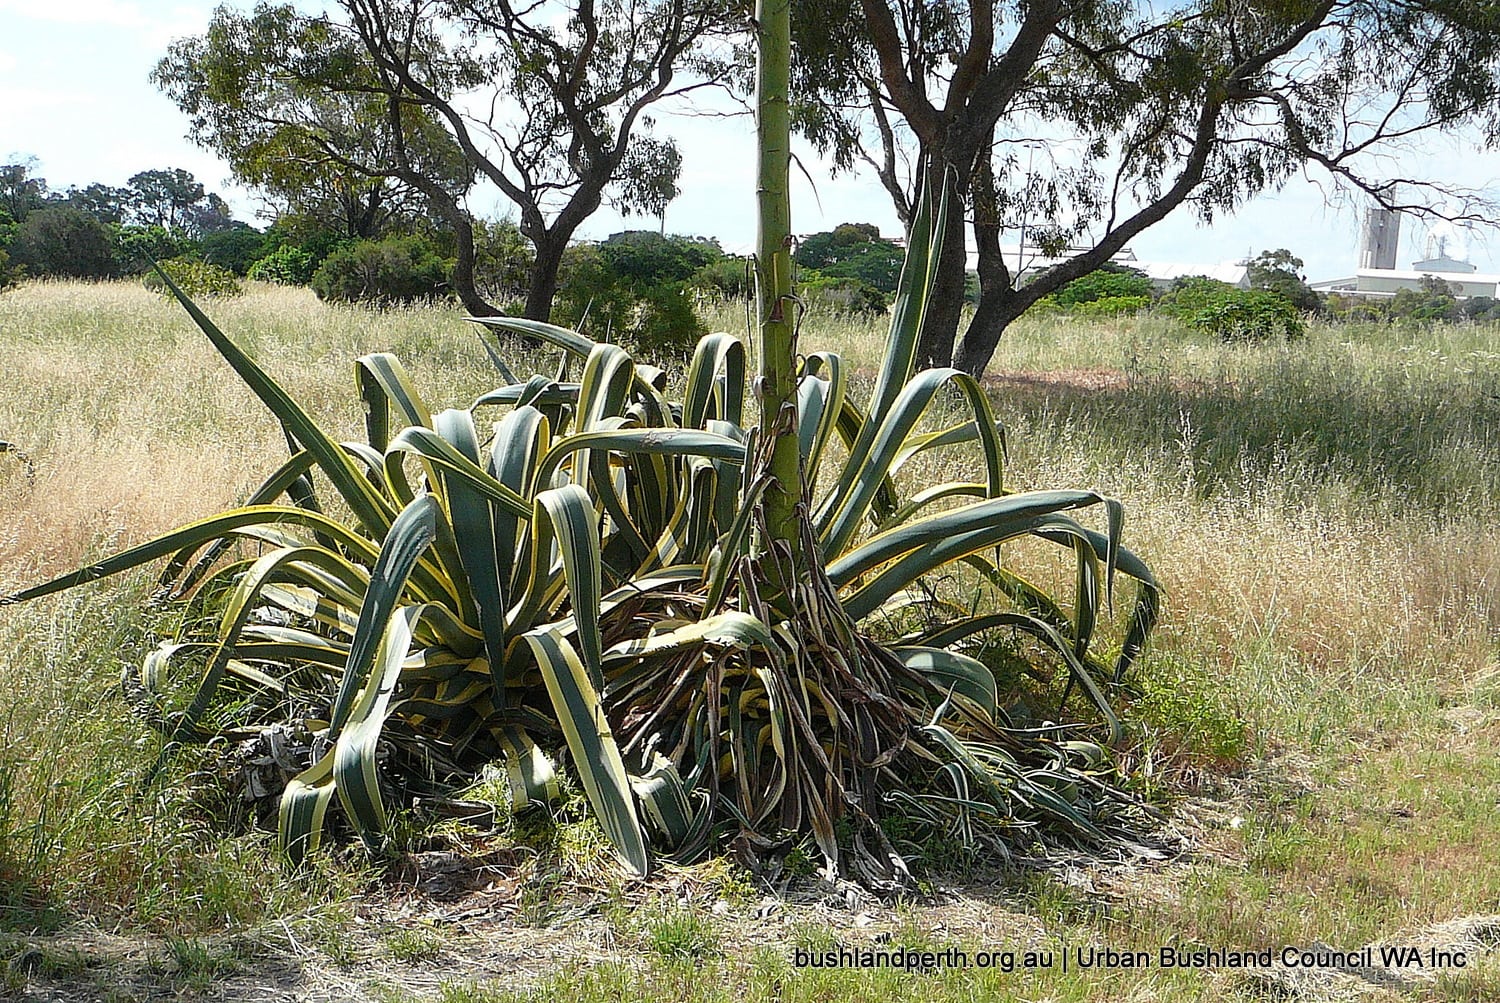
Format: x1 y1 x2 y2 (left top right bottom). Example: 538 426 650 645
1 0 1160 886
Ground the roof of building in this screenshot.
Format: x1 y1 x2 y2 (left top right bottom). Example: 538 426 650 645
1311 267 1500 288
1009 255 1248 286
1128 261 1250 286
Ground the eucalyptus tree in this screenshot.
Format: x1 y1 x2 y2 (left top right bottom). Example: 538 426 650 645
0 160 48 224
125 169 235 238
795 0 1500 376
155 0 738 320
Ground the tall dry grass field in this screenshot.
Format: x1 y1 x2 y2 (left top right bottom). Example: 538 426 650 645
0 281 537 933
1 283 1497 999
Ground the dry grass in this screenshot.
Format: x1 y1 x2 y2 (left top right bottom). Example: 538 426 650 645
2 281 1499 1000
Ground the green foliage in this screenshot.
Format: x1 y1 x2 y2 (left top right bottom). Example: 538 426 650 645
155 5 439 241
1322 283 1477 326
1390 275 1461 322
795 223 904 293
311 235 450 305
600 230 721 287
143 257 244 299
0 161 48 224
248 244 317 286
384 927 445 963
798 272 889 317
261 217 351 271
641 908 720 963
1324 292 1391 324
1129 653 1249 770
0 249 17 292
1189 288 1305 343
1075 294 1149 317
555 232 719 355
200 225 268 275
63 182 131 224
473 219 533 306
689 256 752 301
9 206 117 279
1054 265 1153 308
126 168 232 238
1246 248 1321 312
113 225 193 276
153 0 731 317
1153 275 1237 318
5 207 1159 885
1460 296 1500 323
789 0 1500 377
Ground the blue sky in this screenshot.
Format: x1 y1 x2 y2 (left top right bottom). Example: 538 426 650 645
4 0 1498 281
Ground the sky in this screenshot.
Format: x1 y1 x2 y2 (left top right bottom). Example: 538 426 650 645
5 0 1500 283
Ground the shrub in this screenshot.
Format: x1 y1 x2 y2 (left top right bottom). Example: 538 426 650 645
1022 294 1064 317
1054 264 1153 307
248 245 316 286
200 225 268 275
1189 288 1305 342
0 248 18 292
800 273 888 317
1325 292 1390 324
1075 294 1149 317
9 206 117 279
555 233 720 355
142 257 243 299
627 282 706 357
1153 275 1237 318
114 225 192 275
1389 276 1460 322
310 235 450 304
1246 248 1322 312
555 242 635 332
691 256 753 301
795 223 905 293
473 218 533 305
1460 296 1500 323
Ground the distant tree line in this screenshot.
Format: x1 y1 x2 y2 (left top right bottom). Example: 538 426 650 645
1026 249 1500 340
38 0 1480 379
1 158 903 355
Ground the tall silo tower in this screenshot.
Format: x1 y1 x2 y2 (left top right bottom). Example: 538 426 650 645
1360 206 1400 270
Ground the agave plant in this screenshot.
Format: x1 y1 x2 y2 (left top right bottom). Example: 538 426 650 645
1 186 1158 884
1 0 1159 886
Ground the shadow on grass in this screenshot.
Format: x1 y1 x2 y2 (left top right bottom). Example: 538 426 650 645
989 357 1500 518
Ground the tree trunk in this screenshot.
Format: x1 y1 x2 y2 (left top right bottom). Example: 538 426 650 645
522 234 567 322
953 138 1018 377
448 210 498 318
954 288 1027 377
912 151 971 371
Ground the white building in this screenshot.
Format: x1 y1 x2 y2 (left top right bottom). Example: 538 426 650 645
1311 219 1497 299
1311 268 1500 300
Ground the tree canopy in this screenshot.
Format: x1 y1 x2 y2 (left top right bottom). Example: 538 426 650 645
792 0 1500 375
1246 248 1321 312
0 161 251 280
794 222 904 292
155 0 738 321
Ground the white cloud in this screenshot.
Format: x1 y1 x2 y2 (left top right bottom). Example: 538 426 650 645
0 0 148 28
0 87 91 130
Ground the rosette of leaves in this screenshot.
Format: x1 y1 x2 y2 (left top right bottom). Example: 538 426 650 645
3 192 1159 883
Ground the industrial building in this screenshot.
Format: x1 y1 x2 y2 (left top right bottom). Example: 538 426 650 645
1310 208 1500 299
